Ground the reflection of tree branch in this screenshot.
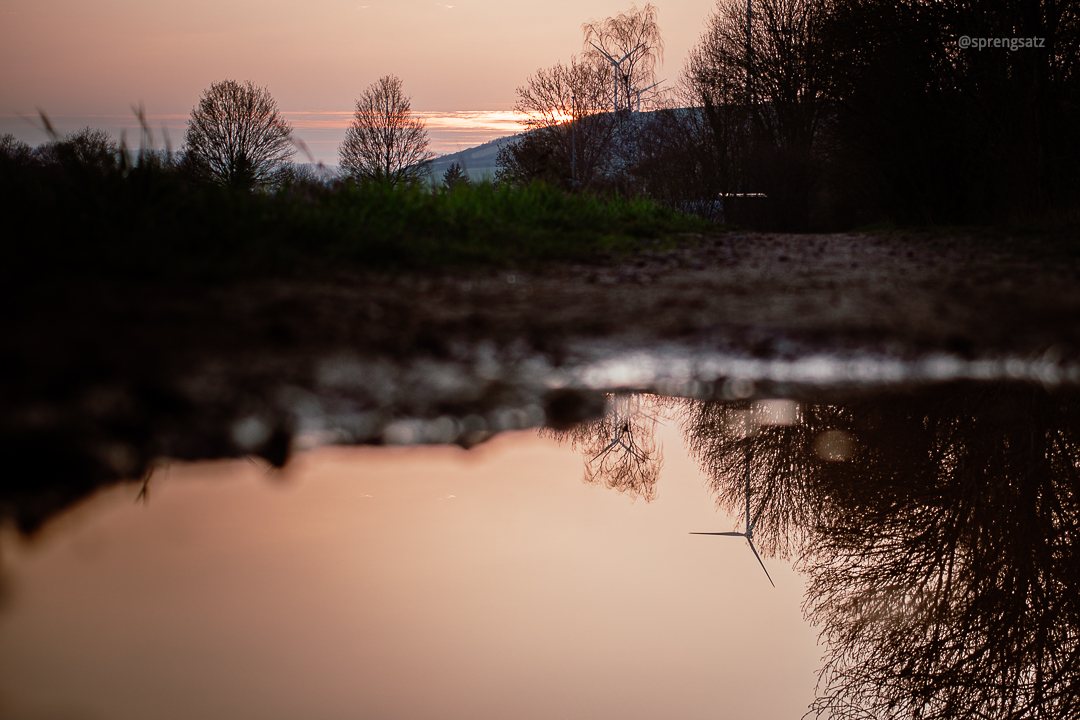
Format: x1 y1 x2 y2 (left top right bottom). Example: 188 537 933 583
542 393 667 502
679 385 1080 719
798 386 1080 720
680 398 833 560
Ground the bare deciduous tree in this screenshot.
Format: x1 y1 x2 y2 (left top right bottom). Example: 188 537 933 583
683 0 828 227
689 0 827 149
541 394 664 502
498 55 617 188
32 127 118 171
583 3 665 112
184 80 294 188
339 75 435 186
0 134 32 163
514 56 612 131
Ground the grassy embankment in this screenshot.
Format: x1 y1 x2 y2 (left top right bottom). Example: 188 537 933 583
0 150 714 285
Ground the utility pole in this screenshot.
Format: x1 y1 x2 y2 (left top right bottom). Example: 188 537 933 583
746 0 753 107
571 91 576 186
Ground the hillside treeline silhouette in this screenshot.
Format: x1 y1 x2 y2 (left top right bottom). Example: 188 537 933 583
500 0 1080 229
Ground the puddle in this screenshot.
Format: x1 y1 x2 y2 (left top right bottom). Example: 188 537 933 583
2 381 1079 719
9 338 1080 535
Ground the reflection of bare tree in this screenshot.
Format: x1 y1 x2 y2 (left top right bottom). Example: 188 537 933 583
679 385 1080 719
680 398 837 560
542 393 665 502
799 386 1080 720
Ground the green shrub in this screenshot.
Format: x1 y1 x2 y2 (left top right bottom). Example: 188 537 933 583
1 147 711 284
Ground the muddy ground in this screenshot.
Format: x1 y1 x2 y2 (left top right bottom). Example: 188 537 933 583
4 230 1080 530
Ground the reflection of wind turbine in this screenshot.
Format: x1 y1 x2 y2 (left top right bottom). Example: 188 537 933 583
691 444 774 587
591 395 647 462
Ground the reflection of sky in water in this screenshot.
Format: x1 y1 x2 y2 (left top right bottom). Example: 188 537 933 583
4 385 1080 718
0 110 526 164
0 425 816 720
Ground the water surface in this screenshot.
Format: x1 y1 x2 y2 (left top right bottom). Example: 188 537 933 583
2 383 1078 720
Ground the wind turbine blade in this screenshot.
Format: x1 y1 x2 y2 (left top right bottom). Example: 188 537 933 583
619 42 647 64
590 439 619 461
747 540 775 587
589 41 617 63
743 446 752 529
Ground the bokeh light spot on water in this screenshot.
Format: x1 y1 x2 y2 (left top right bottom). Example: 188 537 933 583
231 416 272 450
813 430 856 461
726 378 756 399
753 399 799 427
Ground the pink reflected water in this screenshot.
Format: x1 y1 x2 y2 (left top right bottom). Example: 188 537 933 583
0 425 817 720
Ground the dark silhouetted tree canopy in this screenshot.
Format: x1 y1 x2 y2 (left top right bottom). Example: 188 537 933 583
184 80 294 188
32 127 119 172
441 162 469 189
339 75 435 187
497 56 617 189
677 385 1080 719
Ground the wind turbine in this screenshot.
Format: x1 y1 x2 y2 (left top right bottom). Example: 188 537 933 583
630 79 663 112
691 444 774 587
589 41 646 113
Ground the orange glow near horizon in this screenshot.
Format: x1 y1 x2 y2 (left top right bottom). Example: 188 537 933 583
1 0 716 151
0 109 529 161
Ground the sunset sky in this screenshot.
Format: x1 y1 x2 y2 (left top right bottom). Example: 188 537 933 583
0 0 717 159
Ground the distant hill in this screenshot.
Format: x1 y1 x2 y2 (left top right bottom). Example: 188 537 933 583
428 134 521 184
424 109 678 185
287 135 520 185
299 110 685 186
